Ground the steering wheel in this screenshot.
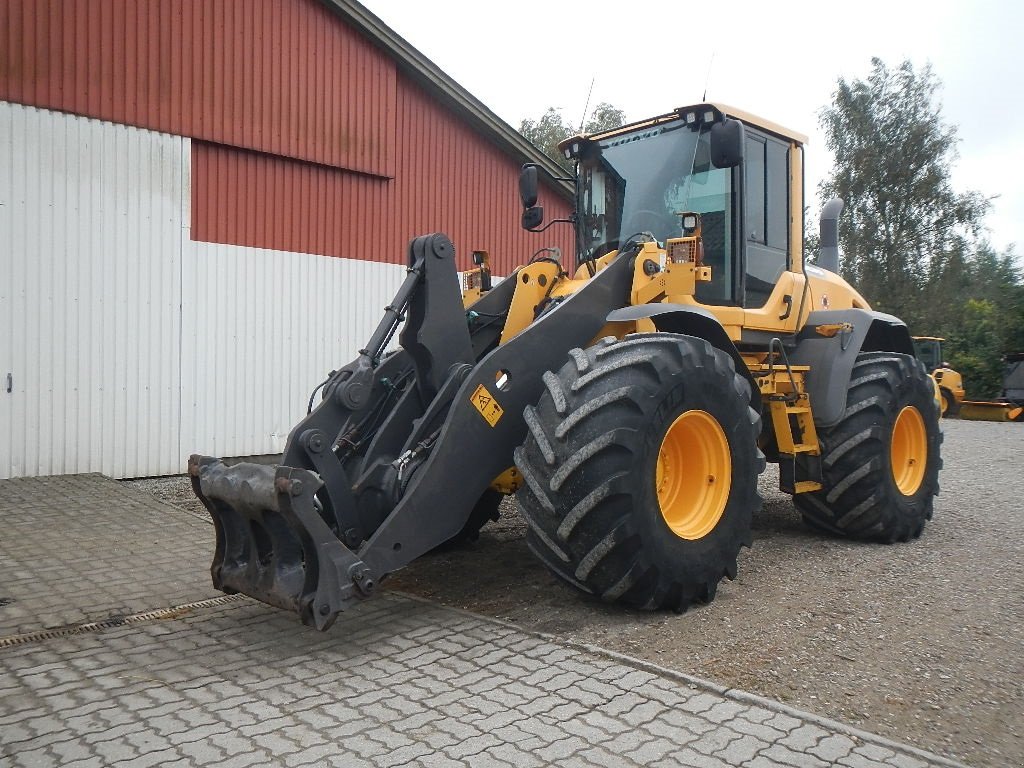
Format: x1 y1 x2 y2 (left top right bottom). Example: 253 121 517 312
623 209 675 240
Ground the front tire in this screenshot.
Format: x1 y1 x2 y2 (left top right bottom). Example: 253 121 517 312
514 334 764 611
795 352 941 542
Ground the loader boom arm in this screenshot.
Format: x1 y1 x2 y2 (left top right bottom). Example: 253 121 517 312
191 233 634 629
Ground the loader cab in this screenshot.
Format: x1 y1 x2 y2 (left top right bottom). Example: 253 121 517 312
912 337 945 372
562 104 806 323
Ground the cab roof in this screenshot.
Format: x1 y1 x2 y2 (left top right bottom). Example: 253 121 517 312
575 102 808 147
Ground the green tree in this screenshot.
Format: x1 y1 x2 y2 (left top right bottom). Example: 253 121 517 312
946 299 1004 398
817 58 989 327
519 102 626 171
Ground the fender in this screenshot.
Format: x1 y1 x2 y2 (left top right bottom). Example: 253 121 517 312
606 304 760 412
788 309 915 427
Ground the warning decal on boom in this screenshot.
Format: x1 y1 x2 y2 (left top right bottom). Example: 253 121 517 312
470 384 504 427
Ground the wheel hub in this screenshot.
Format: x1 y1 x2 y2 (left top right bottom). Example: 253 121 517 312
891 405 927 496
656 410 732 540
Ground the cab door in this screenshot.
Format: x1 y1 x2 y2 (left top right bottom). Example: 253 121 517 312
742 131 802 334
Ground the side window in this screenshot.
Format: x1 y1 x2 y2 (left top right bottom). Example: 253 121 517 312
744 132 790 308
766 140 789 251
744 136 765 242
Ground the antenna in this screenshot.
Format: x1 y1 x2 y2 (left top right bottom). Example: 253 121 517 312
702 52 716 101
578 77 595 133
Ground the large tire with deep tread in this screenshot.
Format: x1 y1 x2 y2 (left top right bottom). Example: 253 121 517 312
795 352 941 542
514 333 764 611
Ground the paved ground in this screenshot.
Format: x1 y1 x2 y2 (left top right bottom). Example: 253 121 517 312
1 474 970 767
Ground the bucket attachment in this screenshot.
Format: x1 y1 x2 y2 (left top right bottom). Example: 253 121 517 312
189 455 372 630
958 401 1024 422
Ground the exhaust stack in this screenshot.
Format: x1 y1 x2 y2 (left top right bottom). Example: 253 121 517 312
818 198 844 273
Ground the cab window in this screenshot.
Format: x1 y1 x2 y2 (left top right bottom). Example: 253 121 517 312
744 133 790 307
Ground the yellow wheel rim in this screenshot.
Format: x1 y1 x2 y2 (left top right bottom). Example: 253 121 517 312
656 410 731 540
891 406 927 496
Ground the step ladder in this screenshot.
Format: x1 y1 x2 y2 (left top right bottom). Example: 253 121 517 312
763 339 822 494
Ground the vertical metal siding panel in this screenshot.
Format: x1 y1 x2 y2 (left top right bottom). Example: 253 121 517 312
1 103 183 478
0 104 11 477
180 239 406 460
1 0 394 177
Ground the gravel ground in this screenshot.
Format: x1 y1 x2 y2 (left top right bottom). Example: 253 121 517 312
129 419 1023 767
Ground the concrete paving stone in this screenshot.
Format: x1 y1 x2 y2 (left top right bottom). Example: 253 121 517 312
109 747 185 768
761 742 833 768
592 665 660 687
617 697 672 727
570 674 629 701
886 754 931 768
702 698 750 724
0 475 220 635
551 682 612 708
413 753 469 768
576 743 646 768
622 735 681 764
0 474 969 768
595 689 647 717
730 713 789 742
480 742 547 768
534 711 615 746
532 735 593 762
841 753 895 768
714 732 768 764
515 691 568 716
765 711 806 733
651 746 733 768
442 732 505 760
591 727 659 756
854 743 899 761
376 743 435 768
643 707 717 739
690 724 744 756
541 698 590 722
61 757 109 768
781 722 833 750
676 690 725 715
808 732 859 762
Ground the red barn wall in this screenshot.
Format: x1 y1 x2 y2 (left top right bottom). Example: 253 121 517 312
1 0 574 273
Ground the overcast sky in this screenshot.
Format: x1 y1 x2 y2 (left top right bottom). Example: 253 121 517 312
360 0 1023 258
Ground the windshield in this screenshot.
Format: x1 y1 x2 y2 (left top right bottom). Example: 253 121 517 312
578 119 736 301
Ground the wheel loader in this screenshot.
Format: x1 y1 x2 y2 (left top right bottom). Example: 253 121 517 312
190 103 942 630
913 336 1023 421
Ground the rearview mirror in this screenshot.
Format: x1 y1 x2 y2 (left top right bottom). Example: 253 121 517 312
519 165 539 208
710 119 744 168
522 206 544 230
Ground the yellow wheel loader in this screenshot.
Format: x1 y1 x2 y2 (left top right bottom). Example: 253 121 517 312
913 336 1023 421
190 104 942 630
912 336 965 416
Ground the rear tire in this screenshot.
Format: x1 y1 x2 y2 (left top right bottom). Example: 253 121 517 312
514 333 764 611
795 352 941 542
941 388 959 417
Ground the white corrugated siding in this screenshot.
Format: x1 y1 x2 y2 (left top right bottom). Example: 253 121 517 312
180 241 404 459
0 102 405 479
1 102 185 479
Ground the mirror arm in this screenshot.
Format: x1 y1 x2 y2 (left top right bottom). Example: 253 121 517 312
527 214 576 233
521 162 573 184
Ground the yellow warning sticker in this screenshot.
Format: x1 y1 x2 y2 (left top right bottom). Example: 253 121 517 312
470 383 504 427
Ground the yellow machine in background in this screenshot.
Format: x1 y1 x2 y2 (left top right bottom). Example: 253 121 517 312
913 336 1022 422
912 337 965 416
